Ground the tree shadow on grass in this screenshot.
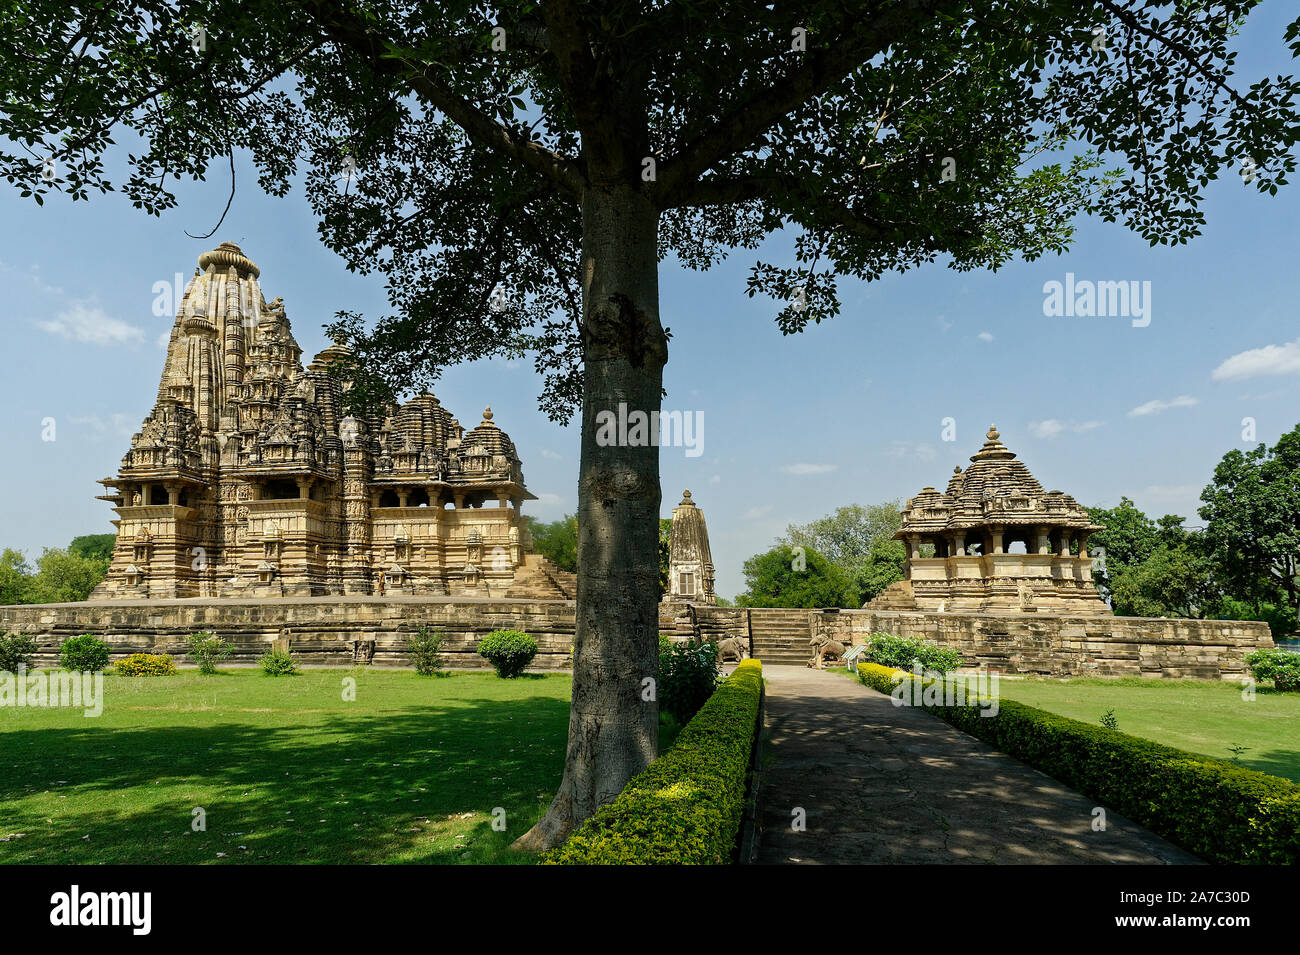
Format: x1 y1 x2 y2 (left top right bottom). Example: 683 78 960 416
0 695 570 865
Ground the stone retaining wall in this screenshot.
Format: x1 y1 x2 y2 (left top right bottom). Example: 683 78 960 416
812 608 1273 680
658 601 752 647
0 596 579 669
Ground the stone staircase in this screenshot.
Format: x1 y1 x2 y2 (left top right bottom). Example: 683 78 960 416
504 555 577 600
749 608 815 666
865 579 916 611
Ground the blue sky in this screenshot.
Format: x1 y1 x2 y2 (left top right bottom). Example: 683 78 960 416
2 7 1298 600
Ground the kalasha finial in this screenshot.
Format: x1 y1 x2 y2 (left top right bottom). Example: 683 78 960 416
680 489 694 505
987 424 1000 442
482 406 494 423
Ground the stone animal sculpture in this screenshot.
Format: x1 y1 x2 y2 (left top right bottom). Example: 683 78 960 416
808 633 847 669
716 637 747 663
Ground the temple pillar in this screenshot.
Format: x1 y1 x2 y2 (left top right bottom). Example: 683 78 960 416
1078 532 1092 559
1058 531 1072 557
1035 525 1051 555
397 488 409 508
165 483 180 506
951 531 966 557
990 525 1004 554
908 534 921 560
296 477 312 499
453 492 466 509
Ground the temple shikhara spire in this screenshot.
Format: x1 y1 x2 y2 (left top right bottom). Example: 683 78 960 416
666 490 716 604
867 425 1109 614
93 242 574 599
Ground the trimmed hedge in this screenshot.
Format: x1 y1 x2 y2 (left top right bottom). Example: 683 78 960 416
856 662 1300 864
545 659 763 865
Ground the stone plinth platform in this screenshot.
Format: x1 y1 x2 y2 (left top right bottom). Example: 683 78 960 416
0 596 579 669
810 608 1274 680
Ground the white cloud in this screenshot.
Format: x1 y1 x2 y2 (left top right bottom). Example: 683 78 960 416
742 503 773 521
886 441 937 462
780 462 837 475
977 331 994 342
530 492 566 517
1128 395 1198 417
39 303 144 346
1029 419 1104 439
538 448 562 460
1211 338 1300 382
68 413 137 439
708 474 721 485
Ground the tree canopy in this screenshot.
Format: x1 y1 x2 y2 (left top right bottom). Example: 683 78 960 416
1200 423 1300 626
780 501 910 604
737 544 856 609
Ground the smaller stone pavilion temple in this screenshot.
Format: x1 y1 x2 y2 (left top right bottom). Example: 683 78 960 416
868 426 1109 615
666 490 716 604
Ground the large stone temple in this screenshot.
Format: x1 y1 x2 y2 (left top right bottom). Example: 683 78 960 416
867 426 1110 615
91 242 575 600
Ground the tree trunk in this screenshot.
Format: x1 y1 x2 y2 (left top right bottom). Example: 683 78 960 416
514 184 666 852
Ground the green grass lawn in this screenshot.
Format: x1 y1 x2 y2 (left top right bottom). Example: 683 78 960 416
0 669 578 864
996 676 1300 782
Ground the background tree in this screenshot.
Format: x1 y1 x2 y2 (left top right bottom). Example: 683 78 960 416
68 534 117 563
0 549 33 605
524 514 578 573
855 536 909 605
24 548 108 604
1200 424 1300 635
736 544 855 609
782 501 913 603
783 502 902 568
6 0 1300 847
1107 543 1221 619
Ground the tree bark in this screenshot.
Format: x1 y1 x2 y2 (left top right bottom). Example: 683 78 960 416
514 184 666 852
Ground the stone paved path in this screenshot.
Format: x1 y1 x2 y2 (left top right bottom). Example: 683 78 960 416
754 665 1199 865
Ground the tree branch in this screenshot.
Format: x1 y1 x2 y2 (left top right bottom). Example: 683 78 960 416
655 1 961 205
295 0 585 197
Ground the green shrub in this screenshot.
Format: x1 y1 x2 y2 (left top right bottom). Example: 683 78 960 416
857 662 1300 864
185 631 232 675
115 653 176 677
260 647 298 676
0 631 39 672
658 633 675 654
58 634 110 672
477 629 537 678
407 626 445 675
864 632 963 674
658 641 720 723
1245 647 1300 692
546 659 763 864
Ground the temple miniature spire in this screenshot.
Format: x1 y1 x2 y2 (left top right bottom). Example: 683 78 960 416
667 490 715 605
